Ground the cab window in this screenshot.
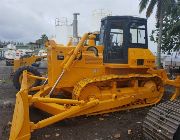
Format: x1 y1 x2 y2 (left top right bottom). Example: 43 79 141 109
130 24 146 44
110 29 123 47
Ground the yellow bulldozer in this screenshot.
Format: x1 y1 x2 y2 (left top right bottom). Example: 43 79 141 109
13 55 46 72
13 55 47 90
9 16 180 140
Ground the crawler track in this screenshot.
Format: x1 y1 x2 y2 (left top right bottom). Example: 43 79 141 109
143 100 180 140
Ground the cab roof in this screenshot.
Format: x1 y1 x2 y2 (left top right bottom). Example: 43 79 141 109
101 16 147 23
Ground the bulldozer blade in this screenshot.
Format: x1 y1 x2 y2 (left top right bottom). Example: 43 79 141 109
9 91 31 140
9 71 31 140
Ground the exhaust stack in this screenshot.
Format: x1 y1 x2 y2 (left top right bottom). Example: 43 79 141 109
72 13 80 45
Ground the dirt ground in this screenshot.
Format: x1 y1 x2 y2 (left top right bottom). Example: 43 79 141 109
0 81 150 140
0 61 157 140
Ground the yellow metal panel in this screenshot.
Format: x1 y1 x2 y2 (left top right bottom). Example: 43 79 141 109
128 48 155 68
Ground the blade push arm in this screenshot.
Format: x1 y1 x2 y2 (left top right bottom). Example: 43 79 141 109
48 33 89 96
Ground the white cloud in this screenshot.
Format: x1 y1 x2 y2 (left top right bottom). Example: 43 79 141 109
0 0 157 51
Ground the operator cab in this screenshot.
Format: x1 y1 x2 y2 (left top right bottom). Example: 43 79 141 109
99 16 148 64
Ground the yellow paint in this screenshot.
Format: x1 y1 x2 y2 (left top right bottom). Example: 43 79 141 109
13 55 46 72
9 33 180 140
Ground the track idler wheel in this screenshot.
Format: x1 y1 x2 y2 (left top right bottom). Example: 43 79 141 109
142 78 164 104
76 85 101 102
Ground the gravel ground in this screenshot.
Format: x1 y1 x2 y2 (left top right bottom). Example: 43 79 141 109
0 60 161 140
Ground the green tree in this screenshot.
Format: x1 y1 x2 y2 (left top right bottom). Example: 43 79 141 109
170 21 180 35
150 1 180 52
36 34 48 46
170 1 180 35
139 0 176 68
41 34 48 44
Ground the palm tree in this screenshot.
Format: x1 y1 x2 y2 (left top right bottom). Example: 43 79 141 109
170 1 180 35
170 21 180 35
41 34 48 44
139 0 176 68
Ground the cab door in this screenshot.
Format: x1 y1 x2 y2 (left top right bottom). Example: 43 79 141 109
103 21 128 64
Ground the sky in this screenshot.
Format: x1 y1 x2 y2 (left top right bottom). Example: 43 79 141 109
0 0 157 52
